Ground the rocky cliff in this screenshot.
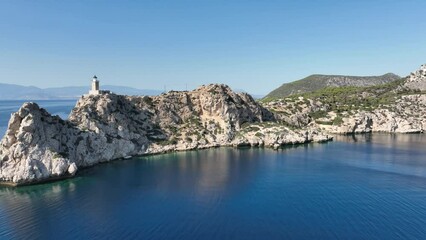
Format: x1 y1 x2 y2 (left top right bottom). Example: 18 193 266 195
405 64 426 91
0 84 331 185
322 94 426 134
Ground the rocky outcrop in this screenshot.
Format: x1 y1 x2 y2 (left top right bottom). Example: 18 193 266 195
262 64 426 135
263 96 330 127
265 94 426 135
405 64 426 91
0 84 331 185
0 103 80 184
324 63 426 134
326 95 426 134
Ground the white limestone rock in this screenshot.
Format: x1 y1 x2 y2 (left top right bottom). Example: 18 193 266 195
68 163 78 175
0 84 332 185
405 64 426 91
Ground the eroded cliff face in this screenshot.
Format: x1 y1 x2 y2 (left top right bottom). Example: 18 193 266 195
0 103 79 183
0 84 330 185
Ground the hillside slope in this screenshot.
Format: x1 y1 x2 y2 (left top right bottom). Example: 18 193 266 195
265 73 401 99
261 64 426 134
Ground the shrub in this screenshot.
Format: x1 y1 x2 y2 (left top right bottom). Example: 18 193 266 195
332 116 344 125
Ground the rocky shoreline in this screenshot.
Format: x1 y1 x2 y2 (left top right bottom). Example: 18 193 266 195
0 84 332 186
1 64 425 186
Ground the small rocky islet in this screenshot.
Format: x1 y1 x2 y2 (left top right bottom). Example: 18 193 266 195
1 64 426 186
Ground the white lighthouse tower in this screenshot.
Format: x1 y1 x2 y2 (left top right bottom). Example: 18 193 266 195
87 75 111 96
89 75 101 95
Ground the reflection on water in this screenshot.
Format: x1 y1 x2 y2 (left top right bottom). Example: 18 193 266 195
1 135 426 239
332 134 426 180
335 132 426 146
0 181 79 239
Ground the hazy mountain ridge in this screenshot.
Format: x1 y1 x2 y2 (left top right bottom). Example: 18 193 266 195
0 83 163 100
0 83 264 100
265 73 401 99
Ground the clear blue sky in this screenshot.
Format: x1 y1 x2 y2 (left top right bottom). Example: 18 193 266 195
0 0 425 94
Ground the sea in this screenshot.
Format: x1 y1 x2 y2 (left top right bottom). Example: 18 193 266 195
1 100 426 239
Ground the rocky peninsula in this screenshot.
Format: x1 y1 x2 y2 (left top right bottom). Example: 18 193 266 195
0 84 331 185
2 64 425 186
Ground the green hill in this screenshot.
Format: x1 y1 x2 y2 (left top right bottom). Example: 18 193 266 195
264 73 401 100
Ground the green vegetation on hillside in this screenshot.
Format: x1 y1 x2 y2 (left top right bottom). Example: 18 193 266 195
260 78 424 128
264 73 401 99
291 79 420 112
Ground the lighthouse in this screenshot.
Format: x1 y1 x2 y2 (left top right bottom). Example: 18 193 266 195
89 75 100 95
88 75 111 95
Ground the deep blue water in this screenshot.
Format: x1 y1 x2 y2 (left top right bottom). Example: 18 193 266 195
1 101 426 239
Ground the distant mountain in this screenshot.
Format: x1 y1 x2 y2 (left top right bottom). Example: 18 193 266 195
0 83 163 100
0 83 57 100
233 88 265 99
265 73 401 99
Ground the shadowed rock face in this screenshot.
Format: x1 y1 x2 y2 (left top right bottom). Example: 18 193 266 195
0 84 331 185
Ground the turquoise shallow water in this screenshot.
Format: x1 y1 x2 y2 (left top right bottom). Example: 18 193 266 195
1 101 426 239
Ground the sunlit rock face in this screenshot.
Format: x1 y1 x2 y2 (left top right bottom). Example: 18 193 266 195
326 100 426 134
405 64 426 91
0 84 331 185
0 103 80 184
